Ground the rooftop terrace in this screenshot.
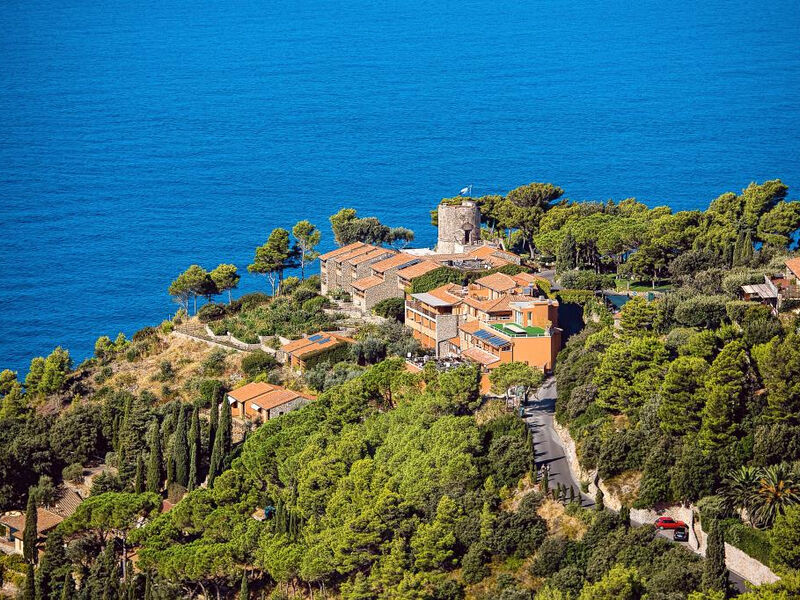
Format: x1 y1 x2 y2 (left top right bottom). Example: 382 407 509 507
490 323 546 337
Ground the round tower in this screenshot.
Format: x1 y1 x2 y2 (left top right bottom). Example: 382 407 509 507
437 200 481 254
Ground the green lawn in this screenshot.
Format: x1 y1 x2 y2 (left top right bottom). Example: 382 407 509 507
491 323 546 337
614 278 674 293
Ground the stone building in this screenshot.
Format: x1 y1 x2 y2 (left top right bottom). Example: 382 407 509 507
436 200 482 254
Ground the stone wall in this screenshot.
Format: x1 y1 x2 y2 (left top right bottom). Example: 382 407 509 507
551 418 780 587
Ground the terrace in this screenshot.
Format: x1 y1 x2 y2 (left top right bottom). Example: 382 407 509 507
490 323 546 337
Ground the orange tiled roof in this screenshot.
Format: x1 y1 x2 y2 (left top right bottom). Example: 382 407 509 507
473 272 517 292
427 284 464 304
281 332 350 358
318 242 366 261
349 247 394 266
511 272 538 286
461 346 501 367
786 257 800 278
371 253 417 273
459 320 483 334
228 382 276 403
251 388 312 411
1 508 64 539
352 275 384 291
397 259 440 280
336 245 385 264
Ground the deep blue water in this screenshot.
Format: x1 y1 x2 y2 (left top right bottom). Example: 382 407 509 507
1 0 799 374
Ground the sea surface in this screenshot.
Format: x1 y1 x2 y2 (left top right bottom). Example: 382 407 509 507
1 0 799 374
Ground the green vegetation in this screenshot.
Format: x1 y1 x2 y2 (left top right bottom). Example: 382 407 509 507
409 263 528 294
329 207 414 247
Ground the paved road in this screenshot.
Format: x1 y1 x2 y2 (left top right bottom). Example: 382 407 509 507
523 377 593 508
523 377 747 593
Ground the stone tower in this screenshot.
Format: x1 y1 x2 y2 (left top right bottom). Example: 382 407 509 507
437 200 481 254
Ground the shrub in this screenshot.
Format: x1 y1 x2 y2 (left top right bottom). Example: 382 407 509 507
62 463 84 484
208 321 228 336
156 360 175 382
530 536 569 577
197 302 228 323
722 518 773 567
559 270 615 291
201 349 228 376
373 297 405 322
292 287 318 304
199 379 225 408
238 292 271 311
674 295 728 329
132 326 159 343
461 542 490 584
241 351 277 378
302 296 328 313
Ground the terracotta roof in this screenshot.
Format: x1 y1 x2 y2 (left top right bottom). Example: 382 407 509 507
251 388 311 411
351 275 384 291
336 245 385 264
786 257 800 278
318 242 365 261
426 284 464 304
397 259 440 280
281 332 350 358
0 508 64 540
459 320 483 334
473 272 517 292
51 488 82 518
511 272 539 286
349 248 394 266
461 346 501 367
371 253 419 273
228 382 276 403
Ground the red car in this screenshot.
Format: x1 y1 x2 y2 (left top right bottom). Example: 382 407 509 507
654 516 687 530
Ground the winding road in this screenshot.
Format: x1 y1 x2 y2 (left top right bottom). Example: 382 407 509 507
522 377 747 593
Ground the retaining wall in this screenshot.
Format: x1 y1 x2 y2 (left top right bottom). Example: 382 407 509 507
551 418 780 586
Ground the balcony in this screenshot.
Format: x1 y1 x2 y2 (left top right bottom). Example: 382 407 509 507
406 301 440 320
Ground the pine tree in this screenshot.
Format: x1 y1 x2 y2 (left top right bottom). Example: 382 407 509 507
145 420 162 494
732 230 745 266
23 489 38 564
134 455 144 494
60 572 74 600
172 406 189 487
595 488 605 512
699 341 748 454
556 231 577 274
703 519 729 594
239 569 249 600
188 406 200 491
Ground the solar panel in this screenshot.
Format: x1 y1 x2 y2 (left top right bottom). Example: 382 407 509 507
316 337 331 344
473 330 491 340
308 334 323 342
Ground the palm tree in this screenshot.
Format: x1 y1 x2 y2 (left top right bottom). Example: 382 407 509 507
751 464 800 528
720 465 760 518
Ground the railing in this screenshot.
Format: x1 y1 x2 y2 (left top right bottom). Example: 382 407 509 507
405 301 439 320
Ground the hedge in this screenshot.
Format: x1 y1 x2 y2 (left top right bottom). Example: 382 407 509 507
721 518 774 567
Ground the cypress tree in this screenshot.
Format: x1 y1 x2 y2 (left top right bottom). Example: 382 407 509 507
60 572 74 600
36 529 65 600
732 230 745 266
24 563 35 600
741 230 754 265
595 488 605 512
541 470 549 494
134 455 144 494
188 406 200 491
145 420 162 494
569 486 576 504
239 569 249 600
208 397 232 487
208 393 219 463
619 506 631 530
172 406 189 487
23 489 38 564
703 519 729 594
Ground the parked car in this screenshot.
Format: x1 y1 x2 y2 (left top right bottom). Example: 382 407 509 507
673 526 689 542
654 516 687 530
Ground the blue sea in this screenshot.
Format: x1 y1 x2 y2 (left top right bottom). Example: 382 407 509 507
1 0 799 374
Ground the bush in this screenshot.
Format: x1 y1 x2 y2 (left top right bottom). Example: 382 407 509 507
238 292 271 311
208 321 228 336
674 295 728 329
197 302 228 323
722 518 773 567
302 296 328 313
373 297 405 322
292 287 318 304
529 536 569 577
201 349 228 376
461 542 490 584
62 463 84 484
241 351 277 378
559 270 615 291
